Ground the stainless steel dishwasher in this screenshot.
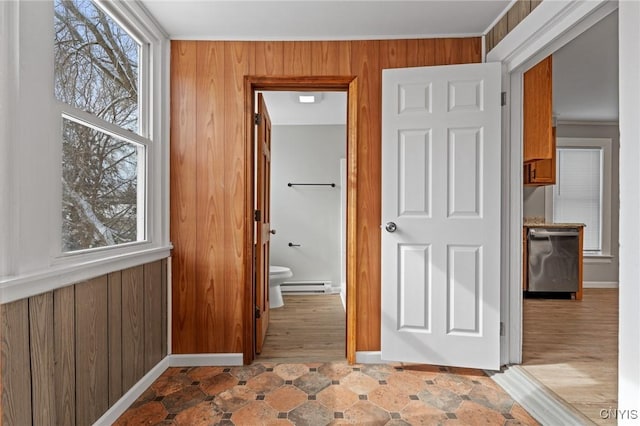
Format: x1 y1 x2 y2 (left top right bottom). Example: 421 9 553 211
528 227 580 292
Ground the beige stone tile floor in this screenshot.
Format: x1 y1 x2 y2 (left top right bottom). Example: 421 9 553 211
115 361 539 425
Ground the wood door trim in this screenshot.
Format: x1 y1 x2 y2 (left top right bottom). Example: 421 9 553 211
243 76 358 364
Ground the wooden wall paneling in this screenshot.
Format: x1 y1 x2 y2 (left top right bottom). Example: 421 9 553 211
283 41 312 75
144 261 163 372
380 39 408 70
224 41 252 352
122 265 145 390
406 39 436 68
491 13 510 51
107 271 123 406
311 41 352 75
54 285 75 426
29 292 55 425
196 41 226 353
255 41 284 76
1 299 31 425
435 38 482 65
486 0 540 54
351 40 382 351
170 41 198 353
508 0 531 32
485 29 495 54
170 38 483 357
464 38 482 63
75 276 109 425
161 258 168 356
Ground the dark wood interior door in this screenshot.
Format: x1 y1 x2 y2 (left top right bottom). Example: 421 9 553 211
255 93 272 354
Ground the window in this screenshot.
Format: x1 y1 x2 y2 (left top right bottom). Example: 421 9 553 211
548 137 613 255
1 0 167 299
54 0 148 252
553 147 603 251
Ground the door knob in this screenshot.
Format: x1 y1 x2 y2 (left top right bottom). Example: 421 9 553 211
385 222 397 233
270 229 276 235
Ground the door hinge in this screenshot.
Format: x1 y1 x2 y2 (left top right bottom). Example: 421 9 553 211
500 322 505 336
501 92 507 106
254 113 261 125
255 305 261 319
254 209 261 222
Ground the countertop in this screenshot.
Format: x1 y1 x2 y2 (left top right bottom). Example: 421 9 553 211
523 217 585 228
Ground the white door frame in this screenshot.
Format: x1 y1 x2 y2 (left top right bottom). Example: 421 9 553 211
617 1 640 414
489 0 640 413
486 0 618 364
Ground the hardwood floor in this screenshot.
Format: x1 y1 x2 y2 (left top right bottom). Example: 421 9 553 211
522 288 618 425
257 294 346 363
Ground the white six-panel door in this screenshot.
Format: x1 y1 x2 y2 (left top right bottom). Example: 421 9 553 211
381 63 501 370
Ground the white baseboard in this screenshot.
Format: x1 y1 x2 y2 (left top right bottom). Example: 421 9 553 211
169 353 244 367
94 357 170 425
93 353 243 425
340 289 346 311
583 281 619 288
488 366 592 425
355 351 382 364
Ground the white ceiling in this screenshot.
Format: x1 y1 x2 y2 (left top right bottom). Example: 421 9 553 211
261 91 347 125
553 11 618 122
141 1 511 40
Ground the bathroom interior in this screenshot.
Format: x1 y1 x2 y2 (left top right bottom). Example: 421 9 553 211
259 90 348 361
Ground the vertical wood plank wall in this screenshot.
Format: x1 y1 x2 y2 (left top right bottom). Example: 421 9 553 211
485 0 543 52
0 259 168 426
170 38 481 355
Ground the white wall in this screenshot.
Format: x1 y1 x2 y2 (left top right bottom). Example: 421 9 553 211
523 186 545 219
270 125 346 289
0 1 15 278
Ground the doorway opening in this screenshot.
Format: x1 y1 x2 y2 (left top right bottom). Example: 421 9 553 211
518 7 619 424
243 77 358 365
256 90 347 362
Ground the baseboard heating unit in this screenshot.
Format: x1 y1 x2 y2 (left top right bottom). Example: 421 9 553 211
280 281 333 294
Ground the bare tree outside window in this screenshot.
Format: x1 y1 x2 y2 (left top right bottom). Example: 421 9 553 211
61 119 140 251
55 0 144 252
55 0 139 131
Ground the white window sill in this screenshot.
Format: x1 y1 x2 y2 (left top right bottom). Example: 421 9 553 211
584 253 614 264
0 244 172 304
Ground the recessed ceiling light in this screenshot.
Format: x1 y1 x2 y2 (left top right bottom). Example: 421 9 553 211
294 92 324 104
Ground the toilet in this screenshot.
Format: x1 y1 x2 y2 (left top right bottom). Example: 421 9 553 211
269 265 293 309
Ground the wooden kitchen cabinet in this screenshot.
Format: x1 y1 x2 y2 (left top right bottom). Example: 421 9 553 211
524 127 556 185
523 55 553 163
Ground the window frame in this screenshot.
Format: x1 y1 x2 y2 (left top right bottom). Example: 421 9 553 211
0 0 170 303
58 113 148 254
51 0 170 264
545 137 613 256
55 0 151 255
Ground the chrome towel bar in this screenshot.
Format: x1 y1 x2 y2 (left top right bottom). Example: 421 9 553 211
287 183 335 187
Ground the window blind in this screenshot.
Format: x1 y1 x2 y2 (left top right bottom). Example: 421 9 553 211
553 148 603 251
